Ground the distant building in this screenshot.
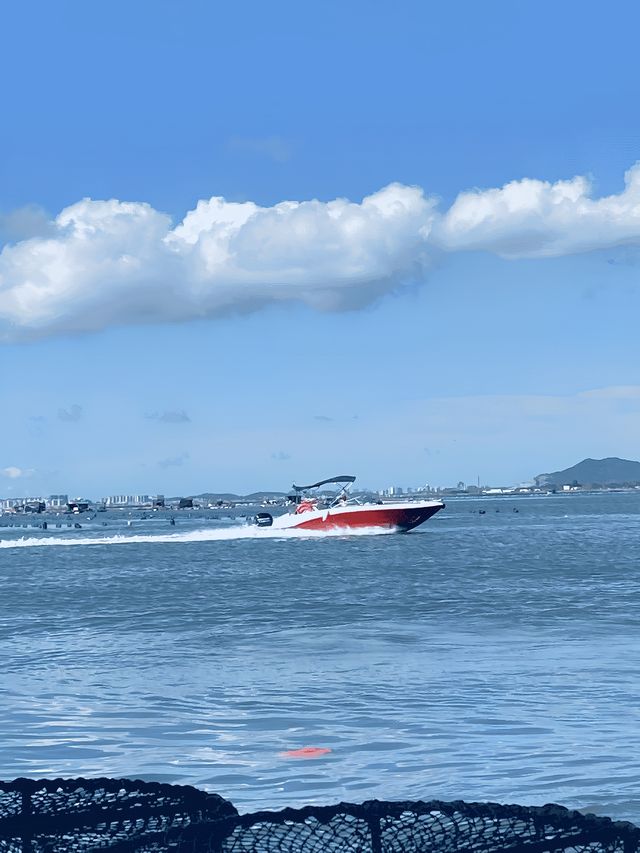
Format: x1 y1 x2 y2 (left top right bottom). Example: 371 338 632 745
0 498 23 510
0 497 45 512
103 495 152 507
385 487 403 496
104 495 127 506
47 494 68 509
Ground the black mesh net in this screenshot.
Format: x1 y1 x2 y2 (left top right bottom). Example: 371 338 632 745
0 778 638 852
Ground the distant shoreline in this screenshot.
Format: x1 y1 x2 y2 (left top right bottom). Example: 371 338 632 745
2 485 640 519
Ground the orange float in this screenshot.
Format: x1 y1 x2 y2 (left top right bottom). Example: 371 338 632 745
282 746 332 758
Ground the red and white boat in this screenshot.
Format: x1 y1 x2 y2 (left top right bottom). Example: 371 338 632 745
253 475 444 533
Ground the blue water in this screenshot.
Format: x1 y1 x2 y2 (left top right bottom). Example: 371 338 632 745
1 493 639 821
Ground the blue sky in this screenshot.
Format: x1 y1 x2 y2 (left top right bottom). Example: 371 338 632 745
2 0 640 497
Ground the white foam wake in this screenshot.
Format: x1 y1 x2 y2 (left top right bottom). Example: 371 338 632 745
0 524 392 549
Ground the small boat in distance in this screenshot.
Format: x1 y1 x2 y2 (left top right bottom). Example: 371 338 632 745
253 475 444 533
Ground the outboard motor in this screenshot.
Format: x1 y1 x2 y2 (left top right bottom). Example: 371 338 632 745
254 512 273 527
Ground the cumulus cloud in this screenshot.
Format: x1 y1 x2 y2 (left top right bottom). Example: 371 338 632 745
58 404 83 422
2 164 640 341
433 164 640 258
0 185 436 341
145 409 191 423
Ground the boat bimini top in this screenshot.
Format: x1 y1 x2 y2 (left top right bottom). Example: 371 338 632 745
292 475 356 491
289 475 357 508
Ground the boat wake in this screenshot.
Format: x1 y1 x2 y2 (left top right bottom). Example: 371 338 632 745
0 524 393 549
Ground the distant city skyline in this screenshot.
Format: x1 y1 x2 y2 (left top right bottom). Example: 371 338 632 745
3 1 640 495
6 454 640 508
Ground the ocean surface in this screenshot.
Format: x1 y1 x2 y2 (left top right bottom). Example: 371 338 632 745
1 493 640 822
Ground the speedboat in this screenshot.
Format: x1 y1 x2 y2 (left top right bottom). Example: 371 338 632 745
253 475 444 533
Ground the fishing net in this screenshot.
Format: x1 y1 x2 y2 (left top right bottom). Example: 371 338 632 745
1 778 638 852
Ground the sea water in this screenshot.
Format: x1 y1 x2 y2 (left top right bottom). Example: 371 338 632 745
1 493 639 821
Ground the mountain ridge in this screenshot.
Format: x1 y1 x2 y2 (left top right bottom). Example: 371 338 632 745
535 457 640 487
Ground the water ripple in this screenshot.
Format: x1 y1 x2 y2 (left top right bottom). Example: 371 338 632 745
1 494 640 821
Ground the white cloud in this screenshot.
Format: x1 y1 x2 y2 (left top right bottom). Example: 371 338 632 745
2 164 640 341
0 184 435 341
434 164 640 258
1 466 33 479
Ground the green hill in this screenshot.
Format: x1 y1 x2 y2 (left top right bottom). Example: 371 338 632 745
535 457 640 487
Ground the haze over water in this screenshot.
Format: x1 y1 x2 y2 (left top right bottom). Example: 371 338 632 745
1 492 639 821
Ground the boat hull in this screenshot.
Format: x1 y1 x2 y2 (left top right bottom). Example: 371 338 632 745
271 500 444 533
